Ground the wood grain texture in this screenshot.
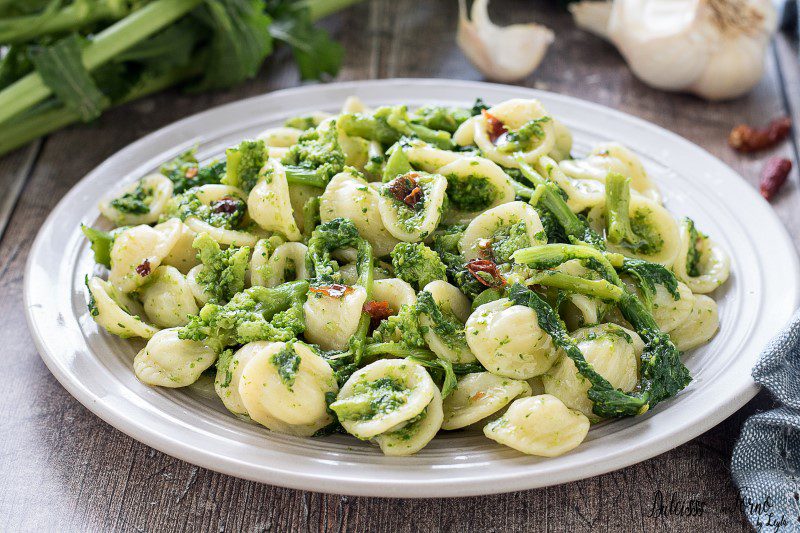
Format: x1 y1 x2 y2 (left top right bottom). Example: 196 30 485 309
1 1 797 531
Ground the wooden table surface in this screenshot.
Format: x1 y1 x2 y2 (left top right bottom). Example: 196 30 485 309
1 1 798 531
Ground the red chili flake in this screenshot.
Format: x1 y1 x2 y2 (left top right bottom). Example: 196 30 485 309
760 157 793 201
310 284 354 298
135 259 151 277
387 173 425 209
363 300 394 329
729 117 792 153
470 391 486 402
211 196 241 214
465 259 506 288
185 166 199 179
482 110 507 143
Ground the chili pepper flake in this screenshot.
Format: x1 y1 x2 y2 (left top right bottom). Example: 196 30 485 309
310 284 354 298
388 173 425 209
184 166 199 179
135 259 151 277
465 258 506 288
211 196 242 214
760 157 792 201
729 117 792 153
482 110 507 143
363 300 394 329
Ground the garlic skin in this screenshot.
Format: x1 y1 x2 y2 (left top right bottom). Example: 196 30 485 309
570 0 778 100
457 0 554 82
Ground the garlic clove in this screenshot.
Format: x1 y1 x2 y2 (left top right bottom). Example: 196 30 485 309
457 0 554 83
689 33 769 100
569 0 612 39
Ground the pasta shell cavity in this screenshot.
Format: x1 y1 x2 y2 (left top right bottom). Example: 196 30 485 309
250 239 308 288
472 99 557 168
303 285 368 350
109 220 181 293
320 171 399 256
442 372 532 430
483 394 590 457
256 126 303 147
587 194 681 267
419 280 477 364
238 341 338 436
537 156 605 213
378 171 448 242
437 157 516 223
372 278 417 310
86 276 159 339
461 201 546 263
160 220 199 273
140 265 199 328
375 386 444 456
133 328 216 387
402 139 463 172
673 218 731 294
542 324 642 420
466 298 557 379
247 160 302 241
179 184 258 247
331 359 437 440
99 173 174 226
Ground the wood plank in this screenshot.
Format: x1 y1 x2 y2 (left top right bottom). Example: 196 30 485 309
0 1 793 531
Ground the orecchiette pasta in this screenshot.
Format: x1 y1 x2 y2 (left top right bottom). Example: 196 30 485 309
437 156 516 224
303 285 368 350
372 278 417 310
484 394 590 457
181 184 259 247
109 220 181 292
256 126 303 147
537 155 605 213
441 372 531 430
248 160 302 241
215 341 273 415
86 276 159 339
378 172 448 242
133 328 216 387
669 295 719 351
160 220 199 273
672 218 731 294
461 201 546 263
99 173 174 226
250 240 309 288
375 386 443 456
140 265 199 328
419 280 477 364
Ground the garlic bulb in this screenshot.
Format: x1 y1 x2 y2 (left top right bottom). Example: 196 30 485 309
570 0 778 100
457 0 554 82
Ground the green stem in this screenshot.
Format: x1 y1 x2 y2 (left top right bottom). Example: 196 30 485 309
363 342 436 359
284 166 328 188
305 0 365 22
525 271 623 301
512 243 621 285
0 1 131 43
0 0 201 125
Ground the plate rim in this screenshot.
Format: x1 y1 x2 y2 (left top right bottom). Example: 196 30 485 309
24 78 800 497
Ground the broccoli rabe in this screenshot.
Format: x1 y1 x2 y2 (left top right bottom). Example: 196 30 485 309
193 233 250 304
284 115 324 130
382 145 412 182
410 105 473 133
618 258 680 309
81 224 127 268
224 139 266 193
390 242 447 290
605 173 662 255
164 190 247 230
339 106 454 150
498 117 551 154
110 181 152 214
160 148 225 194
179 281 308 351
372 303 427 348
684 217 706 277
444 173 499 212
430 226 486 299
281 123 346 188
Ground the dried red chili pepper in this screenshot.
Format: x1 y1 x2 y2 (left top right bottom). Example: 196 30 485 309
135 259 151 277
465 259 506 288
760 157 792 201
387 173 424 208
729 117 792 153
211 196 241 214
363 300 394 329
482 110 507 143
309 284 354 298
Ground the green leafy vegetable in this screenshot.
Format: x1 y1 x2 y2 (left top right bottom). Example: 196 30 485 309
192 232 250 304
390 242 447 290
81 224 127 268
271 341 301 389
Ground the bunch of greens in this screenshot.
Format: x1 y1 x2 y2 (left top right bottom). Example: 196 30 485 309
0 0 362 156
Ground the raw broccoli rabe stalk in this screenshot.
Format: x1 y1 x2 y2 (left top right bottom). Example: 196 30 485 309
193 233 250 304
410 104 473 133
81 224 128 268
161 148 225 194
511 245 691 417
281 123 346 188
338 106 454 150
604 173 661 255
390 242 447 290
179 280 309 352
497 117 550 154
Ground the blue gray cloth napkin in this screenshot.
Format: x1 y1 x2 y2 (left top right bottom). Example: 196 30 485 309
732 308 800 530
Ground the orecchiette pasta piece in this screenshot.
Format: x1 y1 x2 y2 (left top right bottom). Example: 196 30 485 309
320 171 399 256
341 96 371 114
552 259 611 330
288 184 319 235
441 372 532 430
331 359 436 440
460 201 546 263
669 295 719 351
548 119 573 161
559 143 661 203
183 184 260 247
268 147 289 160
453 115 478 146
99 173 174 226
160 219 198 274
215 341 274 415
378 171 448 242
133 328 216 387
537 156 605 213
372 278 417 310
620 276 696 333
466 298 557 379
250 240 308 288
672 218 731 294
248 160 302 241
542 324 642 420
338 261 392 285
402 139 463 172
86 276 159 339
303 285 368 350
483 394 590 457
471 99 557 168
437 156 516 224
319 117 371 169
139 265 199 328
420 280 477 364
375 386 444 456
109 220 181 292
186 264 210 306
587 194 681 267
256 126 303 147
238 342 338 437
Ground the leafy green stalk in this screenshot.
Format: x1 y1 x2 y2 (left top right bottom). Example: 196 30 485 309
390 242 447 290
0 1 132 44
382 145 411 182
339 106 454 149
604 173 661 254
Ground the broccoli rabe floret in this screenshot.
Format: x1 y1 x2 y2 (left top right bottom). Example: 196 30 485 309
605 173 662 255
410 105 472 133
444 173 498 212
224 139 266 193
281 124 345 188
382 144 412 182
179 281 308 351
497 117 551 154
430 226 486 299
284 115 323 130
490 222 532 264
372 303 427 348
164 190 247 230
306 217 364 284
110 181 151 214
339 106 454 150
193 233 250 304
81 224 128 268
390 242 447 290
160 148 225 194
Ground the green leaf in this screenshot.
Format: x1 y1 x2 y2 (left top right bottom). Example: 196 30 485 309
28 34 109 122
115 20 200 74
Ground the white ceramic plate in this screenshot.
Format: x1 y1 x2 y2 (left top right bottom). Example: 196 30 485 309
25 79 800 497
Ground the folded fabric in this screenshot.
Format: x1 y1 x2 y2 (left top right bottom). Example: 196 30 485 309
732 307 800 530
